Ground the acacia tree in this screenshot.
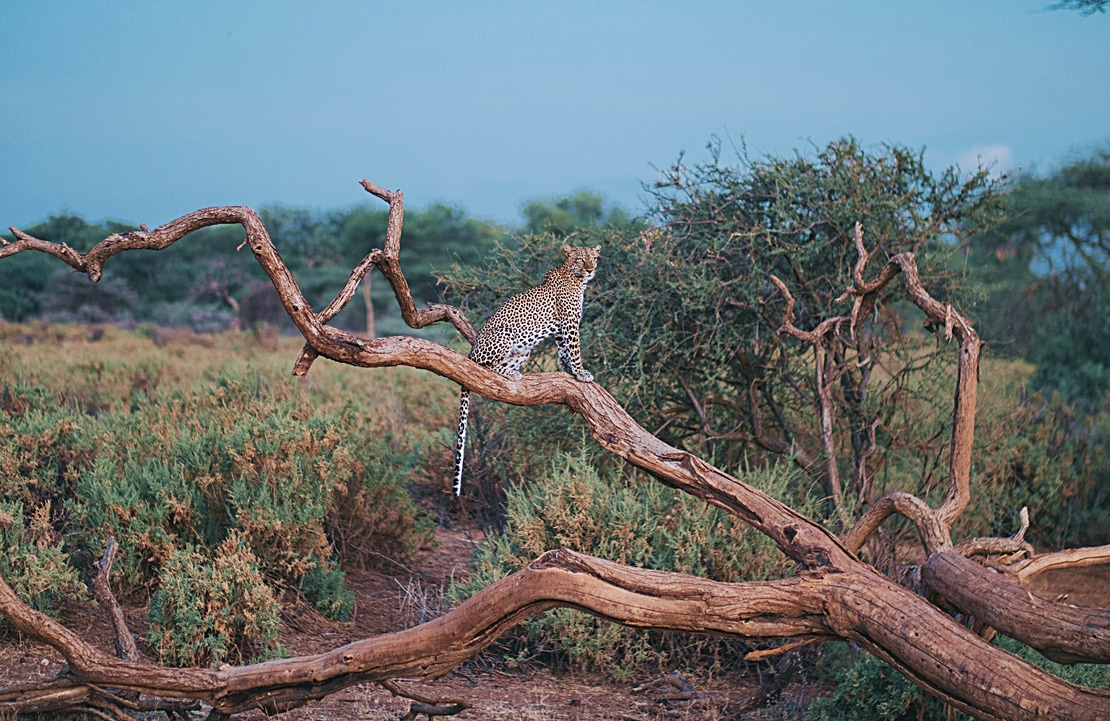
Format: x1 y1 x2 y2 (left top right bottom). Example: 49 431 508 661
1 179 1109 720
448 139 1005 537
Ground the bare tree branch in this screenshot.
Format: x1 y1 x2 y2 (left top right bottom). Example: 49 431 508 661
1014 545 1110 585
955 507 1034 560
4 548 1108 719
778 224 981 557
3 195 1108 721
842 492 954 556
923 552 1110 664
92 538 139 663
291 180 476 375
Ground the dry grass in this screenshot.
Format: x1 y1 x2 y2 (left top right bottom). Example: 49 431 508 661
396 576 449 629
0 320 457 452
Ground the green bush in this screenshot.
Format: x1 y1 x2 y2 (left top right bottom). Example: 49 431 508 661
64 368 431 608
993 634 1109 690
959 361 1110 548
0 500 86 618
453 451 819 677
0 401 85 512
300 557 355 622
442 139 1005 498
1 328 440 630
146 534 283 667
805 647 947 721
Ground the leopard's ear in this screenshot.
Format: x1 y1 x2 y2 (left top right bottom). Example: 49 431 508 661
593 245 601 254
562 245 573 257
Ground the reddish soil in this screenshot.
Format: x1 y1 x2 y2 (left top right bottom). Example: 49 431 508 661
1029 562 1110 609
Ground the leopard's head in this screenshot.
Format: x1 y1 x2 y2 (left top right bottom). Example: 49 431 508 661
561 245 601 282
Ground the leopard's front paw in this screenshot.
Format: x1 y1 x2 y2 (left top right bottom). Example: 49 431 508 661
576 370 594 383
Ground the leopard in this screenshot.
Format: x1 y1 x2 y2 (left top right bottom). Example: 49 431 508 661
452 244 601 495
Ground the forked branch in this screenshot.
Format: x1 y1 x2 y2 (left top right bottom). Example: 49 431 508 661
291 180 477 375
771 224 981 552
2 193 1108 721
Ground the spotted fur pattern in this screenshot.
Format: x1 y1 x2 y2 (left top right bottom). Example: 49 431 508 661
452 245 601 495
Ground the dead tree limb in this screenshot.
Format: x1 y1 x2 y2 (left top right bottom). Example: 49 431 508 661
2 547 1108 719
1014 544 1110 584
92 538 139 663
840 223 982 528
3 196 1109 721
771 222 979 555
767 274 850 527
381 679 468 718
291 180 476 376
922 551 1110 664
775 225 1109 668
842 491 953 556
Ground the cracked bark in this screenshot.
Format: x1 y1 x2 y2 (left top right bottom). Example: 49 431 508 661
2 196 1109 720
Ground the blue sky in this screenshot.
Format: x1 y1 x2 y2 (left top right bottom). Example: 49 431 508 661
2 1 1107 229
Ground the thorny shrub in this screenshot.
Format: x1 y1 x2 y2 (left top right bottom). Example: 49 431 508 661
442 138 1008 521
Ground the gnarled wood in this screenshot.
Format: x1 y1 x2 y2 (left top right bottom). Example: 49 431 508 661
923 552 1110 665
291 180 476 376
3 192 1109 720
3 548 1109 720
842 491 953 556
91 537 140 663
1014 545 1110 584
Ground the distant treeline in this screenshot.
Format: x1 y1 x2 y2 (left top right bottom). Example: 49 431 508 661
2 143 1109 405
0 203 502 336
0 190 634 337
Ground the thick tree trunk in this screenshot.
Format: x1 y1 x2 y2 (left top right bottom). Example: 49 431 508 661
923 551 1110 664
3 195 1109 720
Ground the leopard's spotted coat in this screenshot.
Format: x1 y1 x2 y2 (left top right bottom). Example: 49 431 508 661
452 245 600 495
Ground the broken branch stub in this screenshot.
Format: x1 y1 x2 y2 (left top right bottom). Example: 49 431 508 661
1 191 1108 720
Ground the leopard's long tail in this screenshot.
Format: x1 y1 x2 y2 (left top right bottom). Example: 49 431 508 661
452 388 471 496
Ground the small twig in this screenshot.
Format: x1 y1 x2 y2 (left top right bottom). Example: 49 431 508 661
400 702 468 720
769 274 849 344
677 373 712 434
815 343 850 529
744 636 824 661
856 418 881 507
744 380 817 467
1015 506 1030 542
85 684 199 715
76 705 125 721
